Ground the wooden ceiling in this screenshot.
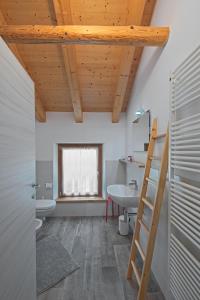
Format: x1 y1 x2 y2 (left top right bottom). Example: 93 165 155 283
0 0 165 123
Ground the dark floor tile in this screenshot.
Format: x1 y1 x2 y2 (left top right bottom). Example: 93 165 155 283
37 217 164 300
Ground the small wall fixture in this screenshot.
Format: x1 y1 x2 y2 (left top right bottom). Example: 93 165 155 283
135 108 145 116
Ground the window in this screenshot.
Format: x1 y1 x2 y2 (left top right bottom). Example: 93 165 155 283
58 144 102 197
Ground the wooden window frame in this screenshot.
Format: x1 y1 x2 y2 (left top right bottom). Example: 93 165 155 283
58 143 103 198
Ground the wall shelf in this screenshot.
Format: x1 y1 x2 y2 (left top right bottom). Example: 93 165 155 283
119 159 145 168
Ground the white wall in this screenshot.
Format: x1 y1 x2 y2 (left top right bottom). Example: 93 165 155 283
126 0 200 298
36 112 126 200
36 112 126 161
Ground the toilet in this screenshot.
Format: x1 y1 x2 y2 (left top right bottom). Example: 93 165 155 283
36 199 56 218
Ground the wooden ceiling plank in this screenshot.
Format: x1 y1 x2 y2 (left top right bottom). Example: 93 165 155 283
0 10 46 122
49 0 83 122
0 24 169 46
123 0 157 112
1 1 166 116
112 0 157 123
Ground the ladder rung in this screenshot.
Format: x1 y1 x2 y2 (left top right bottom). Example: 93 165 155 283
138 219 149 234
148 156 161 161
131 260 141 285
135 239 145 261
142 197 154 210
153 133 166 139
145 177 157 186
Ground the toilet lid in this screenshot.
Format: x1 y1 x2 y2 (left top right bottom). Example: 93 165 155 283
36 200 56 210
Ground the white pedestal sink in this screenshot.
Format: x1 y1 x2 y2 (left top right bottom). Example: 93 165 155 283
107 184 139 235
107 184 139 208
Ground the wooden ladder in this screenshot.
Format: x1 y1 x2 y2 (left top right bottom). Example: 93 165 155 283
127 118 169 300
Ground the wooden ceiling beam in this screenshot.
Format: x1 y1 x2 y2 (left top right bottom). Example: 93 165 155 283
35 91 47 122
112 0 158 123
0 25 169 46
0 11 46 122
49 0 83 122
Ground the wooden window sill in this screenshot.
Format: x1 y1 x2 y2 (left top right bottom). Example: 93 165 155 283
56 196 105 203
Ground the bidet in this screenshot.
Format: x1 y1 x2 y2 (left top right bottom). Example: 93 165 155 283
35 218 43 233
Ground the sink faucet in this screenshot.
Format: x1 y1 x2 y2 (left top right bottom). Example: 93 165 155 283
128 179 138 190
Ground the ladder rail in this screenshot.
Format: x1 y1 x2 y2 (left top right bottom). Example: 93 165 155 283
127 118 169 300
127 119 158 279
138 127 169 299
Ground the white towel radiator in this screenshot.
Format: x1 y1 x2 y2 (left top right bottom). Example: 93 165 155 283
170 46 200 300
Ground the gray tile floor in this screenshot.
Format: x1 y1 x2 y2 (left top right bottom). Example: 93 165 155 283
37 217 165 300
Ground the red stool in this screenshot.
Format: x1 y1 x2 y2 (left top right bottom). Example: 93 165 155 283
105 196 120 222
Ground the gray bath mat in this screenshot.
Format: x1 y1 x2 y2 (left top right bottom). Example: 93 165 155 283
36 235 80 294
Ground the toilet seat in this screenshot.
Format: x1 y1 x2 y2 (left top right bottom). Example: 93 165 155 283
36 200 56 211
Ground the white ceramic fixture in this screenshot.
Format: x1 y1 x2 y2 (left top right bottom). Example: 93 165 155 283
107 184 139 208
36 199 56 217
35 218 43 233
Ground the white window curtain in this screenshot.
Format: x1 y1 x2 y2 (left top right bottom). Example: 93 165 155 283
62 147 98 196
